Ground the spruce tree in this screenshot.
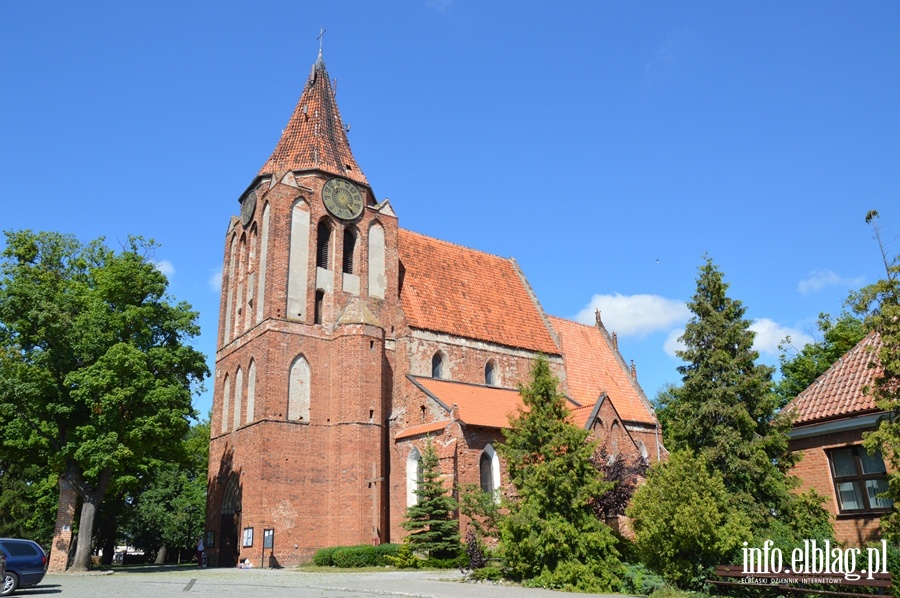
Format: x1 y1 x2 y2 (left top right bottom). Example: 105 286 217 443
402 439 460 558
498 357 621 592
658 256 795 525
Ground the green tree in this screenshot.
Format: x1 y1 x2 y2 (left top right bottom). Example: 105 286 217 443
0 231 208 571
775 312 866 406
0 462 57 545
851 211 900 541
658 256 796 526
497 357 621 592
402 439 460 558
628 450 752 590
127 420 209 563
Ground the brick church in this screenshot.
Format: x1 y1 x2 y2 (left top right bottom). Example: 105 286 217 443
205 50 664 568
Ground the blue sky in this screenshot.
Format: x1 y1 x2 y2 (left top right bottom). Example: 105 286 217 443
2 2 898 418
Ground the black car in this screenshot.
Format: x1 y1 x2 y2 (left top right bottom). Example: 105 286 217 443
0 539 47 596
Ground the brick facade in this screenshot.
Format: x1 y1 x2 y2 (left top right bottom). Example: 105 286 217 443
205 53 662 567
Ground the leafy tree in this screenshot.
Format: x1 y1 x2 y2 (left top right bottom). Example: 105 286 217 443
775 312 866 406
497 356 621 592
0 231 208 571
851 211 900 541
657 256 796 526
458 484 501 541
590 447 648 521
402 439 460 558
0 462 57 545
628 450 752 590
127 420 209 563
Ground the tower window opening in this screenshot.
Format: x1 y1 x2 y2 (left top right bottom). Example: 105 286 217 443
343 228 356 274
314 290 325 325
316 221 332 269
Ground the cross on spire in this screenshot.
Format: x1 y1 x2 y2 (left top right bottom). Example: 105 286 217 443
317 27 326 59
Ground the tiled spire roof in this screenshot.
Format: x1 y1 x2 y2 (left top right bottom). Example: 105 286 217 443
258 51 368 186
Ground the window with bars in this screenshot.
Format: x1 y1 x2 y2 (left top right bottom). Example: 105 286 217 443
828 445 892 514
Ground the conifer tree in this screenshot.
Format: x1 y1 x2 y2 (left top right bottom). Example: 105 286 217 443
402 440 460 558
852 211 900 540
498 357 621 592
658 256 795 525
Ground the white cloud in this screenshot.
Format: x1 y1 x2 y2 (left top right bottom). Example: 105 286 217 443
574 293 690 337
154 260 175 278
750 319 814 356
662 320 813 358
208 267 222 292
663 328 685 357
797 269 864 294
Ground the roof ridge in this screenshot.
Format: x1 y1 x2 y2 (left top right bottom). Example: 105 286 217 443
408 374 518 392
399 229 510 261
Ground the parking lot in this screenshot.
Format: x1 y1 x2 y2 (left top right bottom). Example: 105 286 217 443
17 567 624 598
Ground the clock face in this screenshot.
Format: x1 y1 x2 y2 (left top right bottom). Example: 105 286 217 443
241 190 257 227
322 178 364 220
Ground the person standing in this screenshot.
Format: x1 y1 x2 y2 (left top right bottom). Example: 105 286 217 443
196 537 205 567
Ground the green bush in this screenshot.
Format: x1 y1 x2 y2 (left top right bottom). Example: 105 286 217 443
373 543 401 566
312 546 339 566
621 563 667 596
421 552 464 569
385 543 419 569
627 450 752 590
332 545 377 568
471 566 503 581
648 586 712 598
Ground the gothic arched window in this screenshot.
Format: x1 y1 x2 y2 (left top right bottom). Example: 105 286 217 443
484 360 496 386
288 355 311 421
407 446 422 506
480 444 500 500
431 353 444 379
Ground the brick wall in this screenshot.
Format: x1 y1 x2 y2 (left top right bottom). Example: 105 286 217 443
789 426 886 545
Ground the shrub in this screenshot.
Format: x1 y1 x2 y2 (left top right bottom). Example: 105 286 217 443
373 543 401 566
621 563 667 596
331 545 377 568
385 543 419 569
471 566 503 581
312 546 339 566
627 450 751 590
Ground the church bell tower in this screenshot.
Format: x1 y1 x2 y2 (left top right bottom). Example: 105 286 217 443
206 49 401 567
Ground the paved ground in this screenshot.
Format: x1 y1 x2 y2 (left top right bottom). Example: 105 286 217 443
17 566 627 598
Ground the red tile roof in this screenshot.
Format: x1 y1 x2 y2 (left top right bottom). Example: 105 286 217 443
395 420 452 440
787 332 884 425
570 404 596 428
258 54 368 186
411 377 528 429
398 230 560 354
549 316 657 425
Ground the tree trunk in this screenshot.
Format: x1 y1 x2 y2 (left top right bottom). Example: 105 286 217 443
67 468 112 572
155 545 167 565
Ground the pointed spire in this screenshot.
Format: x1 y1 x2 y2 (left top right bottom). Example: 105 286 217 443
258 51 368 186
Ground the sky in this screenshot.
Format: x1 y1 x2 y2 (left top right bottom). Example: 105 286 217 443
2 2 898 419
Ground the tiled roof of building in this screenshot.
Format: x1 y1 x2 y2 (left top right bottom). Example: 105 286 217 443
411 377 528 429
398 230 560 355
548 316 657 425
395 420 451 440
787 332 884 426
570 404 596 429
258 53 368 186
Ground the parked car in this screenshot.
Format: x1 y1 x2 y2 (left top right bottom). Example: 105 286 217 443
0 539 47 596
